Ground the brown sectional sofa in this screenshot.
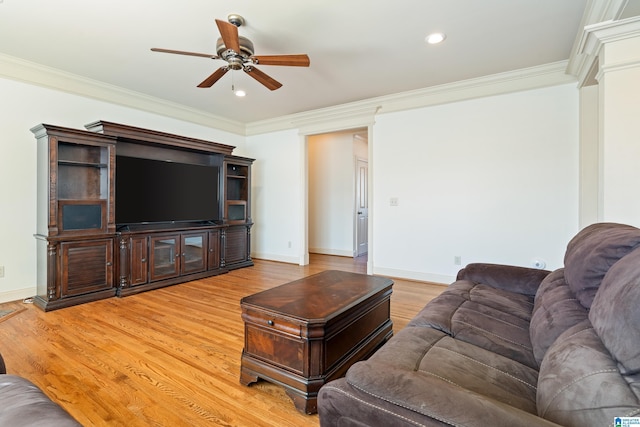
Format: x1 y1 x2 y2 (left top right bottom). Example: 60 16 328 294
318 222 640 426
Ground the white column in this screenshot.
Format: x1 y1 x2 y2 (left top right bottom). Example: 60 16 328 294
582 17 640 226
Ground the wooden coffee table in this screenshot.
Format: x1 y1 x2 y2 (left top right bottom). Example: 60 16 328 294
239 270 394 414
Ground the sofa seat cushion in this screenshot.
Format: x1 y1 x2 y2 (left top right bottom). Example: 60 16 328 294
537 320 640 427
408 281 537 368
530 268 589 366
564 222 640 308
334 326 549 426
0 375 81 426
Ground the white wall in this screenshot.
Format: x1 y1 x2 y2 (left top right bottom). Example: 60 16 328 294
245 129 304 264
0 77 243 303
371 84 579 283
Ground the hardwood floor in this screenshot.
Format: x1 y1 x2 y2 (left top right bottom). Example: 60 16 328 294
0 255 446 426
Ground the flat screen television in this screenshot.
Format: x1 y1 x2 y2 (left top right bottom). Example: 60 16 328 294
116 155 220 225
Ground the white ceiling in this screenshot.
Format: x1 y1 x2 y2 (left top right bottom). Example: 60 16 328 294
0 0 630 125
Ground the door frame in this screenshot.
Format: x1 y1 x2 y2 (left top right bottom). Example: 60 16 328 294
300 123 374 274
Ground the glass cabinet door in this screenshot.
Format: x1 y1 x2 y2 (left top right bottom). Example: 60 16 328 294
150 235 180 281
181 232 207 274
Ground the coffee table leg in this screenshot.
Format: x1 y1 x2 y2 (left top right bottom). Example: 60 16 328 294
285 389 317 414
240 366 259 386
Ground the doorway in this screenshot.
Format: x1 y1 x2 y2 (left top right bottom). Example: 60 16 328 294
307 128 369 260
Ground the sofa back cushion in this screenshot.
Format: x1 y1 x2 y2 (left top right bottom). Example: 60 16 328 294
530 268 588 366
537 246 640 426
563 222 640 308
537 320 640 426
589 246 640 375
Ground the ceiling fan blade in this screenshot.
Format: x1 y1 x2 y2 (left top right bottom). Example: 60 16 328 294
197 67 229 88
244 67 283 91
215 19 241 53
251 54 310 67
151 48 217 59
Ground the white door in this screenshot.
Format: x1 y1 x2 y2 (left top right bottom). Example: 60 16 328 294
355 158 368 257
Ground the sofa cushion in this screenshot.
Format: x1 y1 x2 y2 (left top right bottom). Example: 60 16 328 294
537 319 640 426
564 222 640 308
589 247 640 376
530 268 589 366
457 263 551 297
338 326 546 426
408 280 538 369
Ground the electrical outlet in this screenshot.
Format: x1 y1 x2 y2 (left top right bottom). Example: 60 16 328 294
454 256 461 266
390 197 399 207
288 241 292 248
0 266 4 278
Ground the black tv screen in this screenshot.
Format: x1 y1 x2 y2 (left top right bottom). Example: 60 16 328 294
116 155 219 225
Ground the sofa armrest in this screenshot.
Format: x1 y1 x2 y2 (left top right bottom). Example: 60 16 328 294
456 263 550 296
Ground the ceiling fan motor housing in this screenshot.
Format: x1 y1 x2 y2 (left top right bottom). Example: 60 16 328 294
216 36 255 69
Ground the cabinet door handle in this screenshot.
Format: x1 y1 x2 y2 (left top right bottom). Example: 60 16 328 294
141 258 146 263
267 320 274 326
106 262 112 266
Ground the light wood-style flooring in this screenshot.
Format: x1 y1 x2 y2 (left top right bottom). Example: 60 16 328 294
0 254 446 426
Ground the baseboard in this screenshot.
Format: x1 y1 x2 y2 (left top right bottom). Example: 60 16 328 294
309 248 353 257
0 286 37 304
251 252 300 265
372 266 453 285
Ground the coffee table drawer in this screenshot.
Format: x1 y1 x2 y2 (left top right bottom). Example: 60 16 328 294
243 310 302 337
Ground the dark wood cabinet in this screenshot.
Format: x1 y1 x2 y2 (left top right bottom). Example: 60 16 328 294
60 239 115 298
222 156 254 269
149 234 180 281
32 121 254 311
127 235 148 286
224 225 253 269
32 124 118 310
182 232 207 275
208 230 221 270
117 226 225 297
148 231 207 281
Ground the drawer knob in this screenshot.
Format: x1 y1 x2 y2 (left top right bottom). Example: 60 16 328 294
267 320 274 326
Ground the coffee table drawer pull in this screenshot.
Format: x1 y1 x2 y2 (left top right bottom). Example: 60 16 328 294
267 320 274 326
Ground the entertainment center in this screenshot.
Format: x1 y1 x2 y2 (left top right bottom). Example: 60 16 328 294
31 120 254 311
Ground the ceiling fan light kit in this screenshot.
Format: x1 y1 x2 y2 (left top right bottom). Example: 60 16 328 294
151 14 310 91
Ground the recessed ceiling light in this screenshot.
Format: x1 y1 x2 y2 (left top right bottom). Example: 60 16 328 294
426 32 446 45
235 90 246 97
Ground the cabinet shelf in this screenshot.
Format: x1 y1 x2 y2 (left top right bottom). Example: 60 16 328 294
59 160 108 168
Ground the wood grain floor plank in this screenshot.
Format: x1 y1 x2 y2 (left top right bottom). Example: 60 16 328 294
0 255 445 426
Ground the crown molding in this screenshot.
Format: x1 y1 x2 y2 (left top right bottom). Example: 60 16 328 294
245 61 575 136
566 0 635 86
572 16 640 86
0 53 245 135
0 51 576 139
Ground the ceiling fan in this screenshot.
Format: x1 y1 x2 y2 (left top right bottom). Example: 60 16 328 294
151 14 310 91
